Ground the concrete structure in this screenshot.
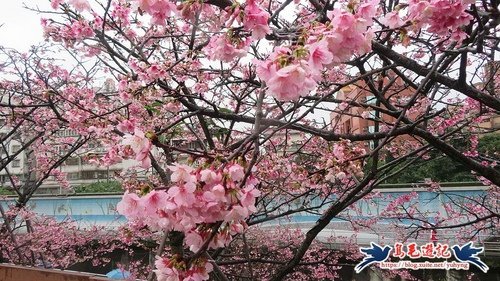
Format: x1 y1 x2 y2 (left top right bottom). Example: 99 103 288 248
1 184 497 280
2 182 497 255
478 114 500 134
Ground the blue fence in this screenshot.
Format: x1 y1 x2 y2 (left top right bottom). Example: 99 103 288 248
0 185 489 229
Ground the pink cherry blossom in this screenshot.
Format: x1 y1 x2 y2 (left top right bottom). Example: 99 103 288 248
69 0 90 12
154 257 181 281
185 231 204 252
205 34 249 62
122 129 152 168
255 58 277 82
116 192 142 218
210 184 227 201
142 190 168 215
136 0 177 25
382 11 405 28
267 63 317 101
117 119 135 133
224 205 249 221
200 168 221 184
227 164 245 182
240 186 261 209
357 0 379 24
168 182 196 207
168 163 196 183
243 0 271 39
307 40 334 72
51 0 64 10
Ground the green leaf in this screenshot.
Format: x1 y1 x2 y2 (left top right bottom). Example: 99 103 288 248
219 107 233 114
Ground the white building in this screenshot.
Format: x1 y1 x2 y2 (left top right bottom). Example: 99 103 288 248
0 79 141 194
0 126 141 194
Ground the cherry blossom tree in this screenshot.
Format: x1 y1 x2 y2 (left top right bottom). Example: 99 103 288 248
1 0 499 279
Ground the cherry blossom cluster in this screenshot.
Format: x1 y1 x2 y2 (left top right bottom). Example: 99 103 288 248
220 226 345 280
408 0 473 41
0 206 120 269
255 46 319 101
202 0 270 62
323 139 367 184
41 18 94 45
430 97 482 136
117 161 260 280
136 0 177 25
255 1 377 100
242 0 271 39
130 0 271 42
382 191 419 213
121 128 153 168
205 33 250 62
154 255 213 281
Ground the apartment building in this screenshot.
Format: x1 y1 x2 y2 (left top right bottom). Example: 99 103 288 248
330 77 417 150
0 122 213 194
0 79 139 194
479 115 500 133
477 61 500 136
331 62 499 150
0 127 137 194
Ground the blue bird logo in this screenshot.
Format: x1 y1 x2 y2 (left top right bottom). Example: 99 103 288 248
452 242 489 273
355 242 392 273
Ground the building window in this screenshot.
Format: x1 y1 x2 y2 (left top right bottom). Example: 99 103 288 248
81 171 95 179
368 140 375 150
96 171 108 179
344 120 351 134
365 95 377 105
56 130 78 137
65 157 79 166
12 159 21 168
67 172 80 180
171 139 184 147
81 170 108 179
188 141 202 150
11 145 20 154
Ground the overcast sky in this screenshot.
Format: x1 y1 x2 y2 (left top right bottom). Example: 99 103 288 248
0 1 51 51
